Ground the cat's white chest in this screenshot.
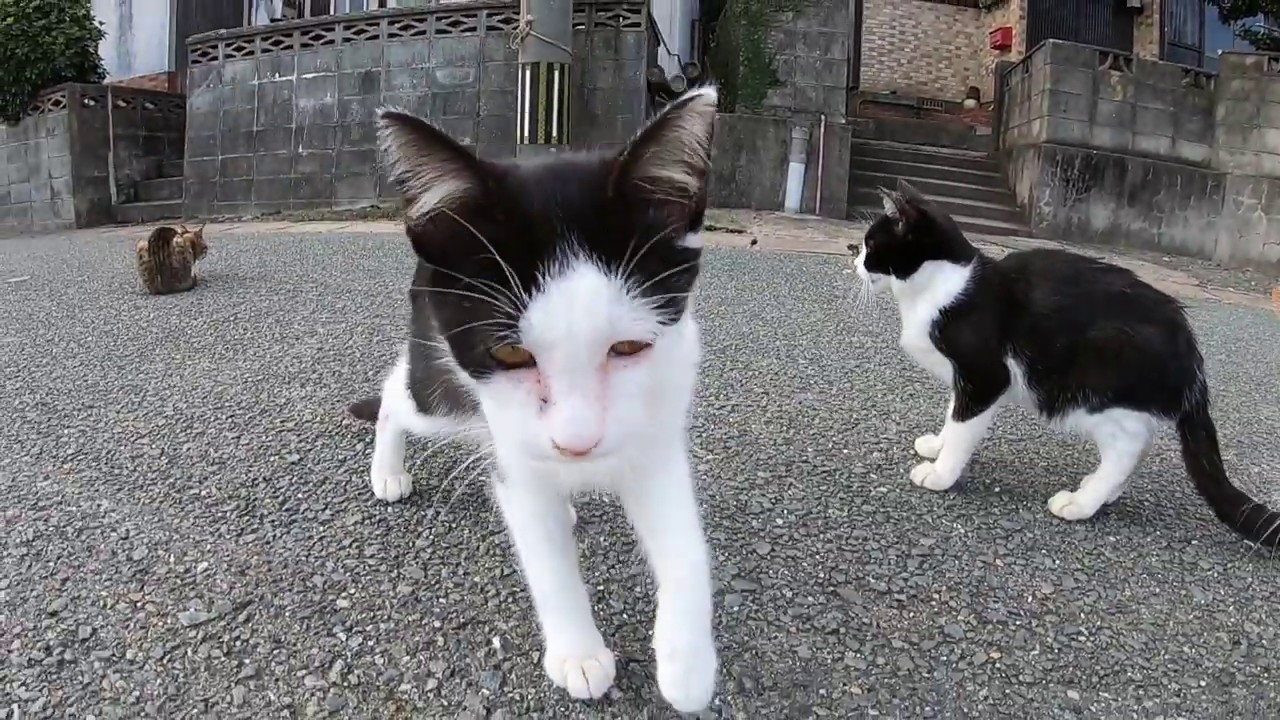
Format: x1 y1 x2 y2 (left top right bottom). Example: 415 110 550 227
890 261 974 386
899 310 952 383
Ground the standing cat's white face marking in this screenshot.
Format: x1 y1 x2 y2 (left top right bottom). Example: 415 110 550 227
472 254 699 480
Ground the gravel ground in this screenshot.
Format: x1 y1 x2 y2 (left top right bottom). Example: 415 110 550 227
3 230 1280 720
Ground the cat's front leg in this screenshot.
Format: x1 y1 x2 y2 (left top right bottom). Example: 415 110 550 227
914 393 955 460
370 406 413 502
911 385 1002 492
493 476 615 701
618 447 718 713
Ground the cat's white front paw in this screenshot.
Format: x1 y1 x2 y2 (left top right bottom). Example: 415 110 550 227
654 630 718 713
543 643 616 701
913 433 943 459
1047 490 1099 521
371 472 413 503
909 461 959 492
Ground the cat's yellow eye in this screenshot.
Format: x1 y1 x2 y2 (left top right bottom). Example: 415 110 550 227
490 344 536 369
609 340 651 357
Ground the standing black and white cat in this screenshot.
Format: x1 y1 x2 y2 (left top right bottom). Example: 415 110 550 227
853 179 1280 546
345 88 720 711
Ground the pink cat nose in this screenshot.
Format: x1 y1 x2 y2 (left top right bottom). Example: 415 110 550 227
552 439 600 458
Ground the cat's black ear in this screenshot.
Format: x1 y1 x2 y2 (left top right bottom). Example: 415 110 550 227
377 108 486 221
878 181 927 229
612 86 719 209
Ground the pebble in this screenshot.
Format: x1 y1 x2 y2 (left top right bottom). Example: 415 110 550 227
478 670 504 693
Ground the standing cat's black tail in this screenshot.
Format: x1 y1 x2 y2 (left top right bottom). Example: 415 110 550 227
346 397 381 422
1177 400 1280 547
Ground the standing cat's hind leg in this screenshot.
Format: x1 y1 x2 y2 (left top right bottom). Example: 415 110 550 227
1047 411 1152 521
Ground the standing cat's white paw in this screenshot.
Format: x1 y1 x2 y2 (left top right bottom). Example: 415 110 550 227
1047 490 1099 521
909 461 959 492
654 631 718 713
371 472 414 503
913 434 943 459
543 643 616 701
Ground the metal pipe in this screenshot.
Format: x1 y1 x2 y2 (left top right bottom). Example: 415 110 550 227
815 114 826 216
783 125 810 214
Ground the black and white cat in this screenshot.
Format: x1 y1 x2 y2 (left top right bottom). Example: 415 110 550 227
853 179 1280 546
345 88 718 711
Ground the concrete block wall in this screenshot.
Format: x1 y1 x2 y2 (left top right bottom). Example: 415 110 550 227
765 0 850 116
997 42 1280 267
1001 40 1215 166
0 93 76 233
1215 53 1280 178
183 2 648 218
108 88 187 202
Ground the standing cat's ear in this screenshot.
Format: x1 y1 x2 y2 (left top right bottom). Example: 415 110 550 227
612 86 719 209
377 108 486 222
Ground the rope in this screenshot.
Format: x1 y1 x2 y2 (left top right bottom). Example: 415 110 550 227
506 0 574 55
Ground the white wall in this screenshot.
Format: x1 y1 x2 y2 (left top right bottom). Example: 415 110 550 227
93 0 173 80
649 0 698 78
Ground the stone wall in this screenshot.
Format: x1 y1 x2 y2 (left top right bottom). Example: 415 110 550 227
183 1 648 218
859 0 988 102
0 84 186 234
709 113 850 219
764 0 850 117
998 42 1280 268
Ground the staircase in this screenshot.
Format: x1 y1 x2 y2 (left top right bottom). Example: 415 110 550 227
846 140 1031 238
114 158 184 224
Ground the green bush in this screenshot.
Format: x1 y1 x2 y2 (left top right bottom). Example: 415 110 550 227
0 0 106 124
705 0 811 113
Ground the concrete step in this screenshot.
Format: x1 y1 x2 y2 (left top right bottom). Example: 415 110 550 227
848 201 1030 238
849 170 1015 206
162 159 185 178
114 200 183 224
851 140 1000 174
849 156 1006 188
136 177 183 203
849 188 1024 226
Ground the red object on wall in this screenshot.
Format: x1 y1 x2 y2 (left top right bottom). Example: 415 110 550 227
989 25 1013 51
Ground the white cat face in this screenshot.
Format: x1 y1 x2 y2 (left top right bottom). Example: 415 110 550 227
469 256 700 473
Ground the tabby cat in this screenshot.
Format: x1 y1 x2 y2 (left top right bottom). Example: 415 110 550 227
136 223 207 295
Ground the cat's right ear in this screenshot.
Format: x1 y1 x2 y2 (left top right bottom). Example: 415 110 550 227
377 108 486 223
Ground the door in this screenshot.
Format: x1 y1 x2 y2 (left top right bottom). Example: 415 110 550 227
1026 0 1134 54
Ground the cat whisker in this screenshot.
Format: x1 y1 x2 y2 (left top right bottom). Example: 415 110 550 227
621 220 685 282
632 259 701 297
439 208 529 306
442 317 520 339
411 258 521 312
411 285 519 317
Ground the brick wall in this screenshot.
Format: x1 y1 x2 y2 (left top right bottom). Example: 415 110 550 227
1134 0 1162 59
859 0 989 102
108 72 179 94
859 0 1165 105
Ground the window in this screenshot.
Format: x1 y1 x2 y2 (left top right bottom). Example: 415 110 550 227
246 0 398 24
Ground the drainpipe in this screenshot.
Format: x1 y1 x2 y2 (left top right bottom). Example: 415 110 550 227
783 125 809 214
514 0 573 158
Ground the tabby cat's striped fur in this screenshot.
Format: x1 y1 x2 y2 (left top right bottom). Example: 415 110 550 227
136 224 207 295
